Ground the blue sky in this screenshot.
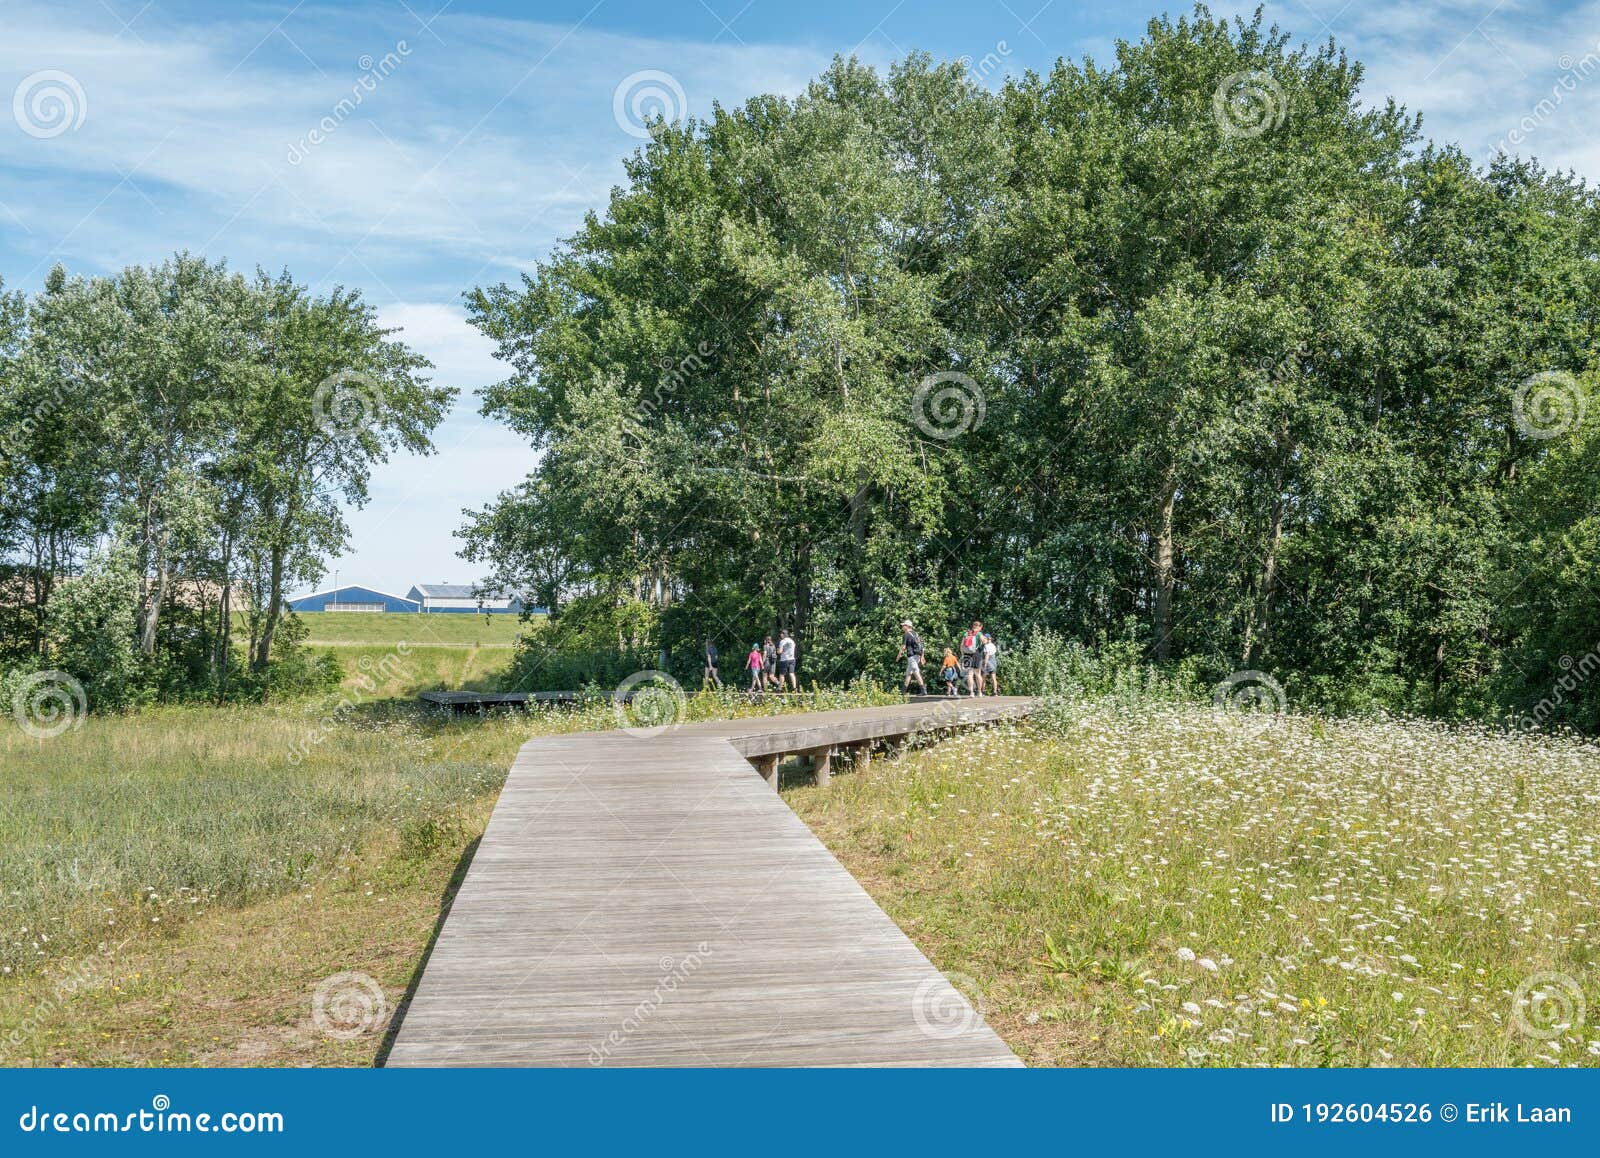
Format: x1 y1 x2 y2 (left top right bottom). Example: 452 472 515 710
4 0 1599 596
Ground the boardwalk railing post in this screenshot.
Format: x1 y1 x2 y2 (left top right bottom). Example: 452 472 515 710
755 754 779 790
811 746 832 787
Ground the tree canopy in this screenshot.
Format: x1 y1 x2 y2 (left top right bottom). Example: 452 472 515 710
0 255 451 706
463 6 1600 727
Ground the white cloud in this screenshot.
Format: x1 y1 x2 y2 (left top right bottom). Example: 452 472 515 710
1259 0 1600 174
375 301 503 391
0 0 829 290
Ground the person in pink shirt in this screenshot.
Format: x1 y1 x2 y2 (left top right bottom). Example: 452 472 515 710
746 643 765 693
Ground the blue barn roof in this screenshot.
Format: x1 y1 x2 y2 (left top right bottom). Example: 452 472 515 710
286 585 420 613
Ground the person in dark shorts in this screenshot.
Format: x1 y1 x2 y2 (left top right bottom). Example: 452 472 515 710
897 619 927 694
981 633 999 695
776 629 797 691
960 620 984 696
702 639 720 689
761 635 778 690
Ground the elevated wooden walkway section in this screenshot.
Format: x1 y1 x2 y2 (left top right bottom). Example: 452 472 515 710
387 698 1031 1067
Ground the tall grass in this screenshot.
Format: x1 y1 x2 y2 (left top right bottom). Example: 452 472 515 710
793 700 1600 1067
0 703 531 977
0 681 903 979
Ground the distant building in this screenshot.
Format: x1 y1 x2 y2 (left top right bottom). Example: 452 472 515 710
407 583 526 614
287 585 420 613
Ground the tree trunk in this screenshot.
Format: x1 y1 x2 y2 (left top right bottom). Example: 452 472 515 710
139 543 168 656
849 474 877 612
214 542 234 701
252 546 284 670
1242 477 1287 668
135 492 160 655
1152 469 1178 663
794 536 813 655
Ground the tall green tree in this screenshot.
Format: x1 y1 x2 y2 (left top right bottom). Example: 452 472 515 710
462 7 1597 716
1 256 450 706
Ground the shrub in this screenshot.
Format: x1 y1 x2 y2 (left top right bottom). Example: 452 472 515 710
1001 626 1196 703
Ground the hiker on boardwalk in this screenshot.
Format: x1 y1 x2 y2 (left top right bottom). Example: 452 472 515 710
777 629 798 692
702 639 720 689
762 635 778 690
959 620 987 696
981 632 999 695
746 642 765 693
939 647 961 697
897 619 927 694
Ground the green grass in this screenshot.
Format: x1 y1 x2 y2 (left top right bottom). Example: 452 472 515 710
791 700 1600 1068
289 611 536 698
0 683 900 1065
26 680 1584 1069
324 642 515 698
298 611 533 647
0 702 532 984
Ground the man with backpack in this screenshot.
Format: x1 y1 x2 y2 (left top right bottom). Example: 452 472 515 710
897 619 927 695
960 620 986 697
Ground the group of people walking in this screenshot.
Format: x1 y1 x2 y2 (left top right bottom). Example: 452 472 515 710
898 618 999 697
699 618 998 697
701 633 798 693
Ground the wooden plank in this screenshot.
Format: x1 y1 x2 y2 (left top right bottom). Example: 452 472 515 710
386 701 1030 1068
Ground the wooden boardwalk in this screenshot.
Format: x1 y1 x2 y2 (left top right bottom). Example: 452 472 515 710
387 699 1031 1067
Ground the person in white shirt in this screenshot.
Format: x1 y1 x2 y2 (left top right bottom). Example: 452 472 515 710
776 629 798 692
981 635 999 695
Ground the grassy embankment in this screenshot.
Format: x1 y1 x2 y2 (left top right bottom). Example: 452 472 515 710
299 611 531 698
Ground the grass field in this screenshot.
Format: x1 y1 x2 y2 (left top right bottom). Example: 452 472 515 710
7 604 1598 1069
0 685 897 1065
295 611 532 698
298 611 530 647
790 701 1600 1067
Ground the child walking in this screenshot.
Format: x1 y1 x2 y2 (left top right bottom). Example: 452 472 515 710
939 648 960 696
